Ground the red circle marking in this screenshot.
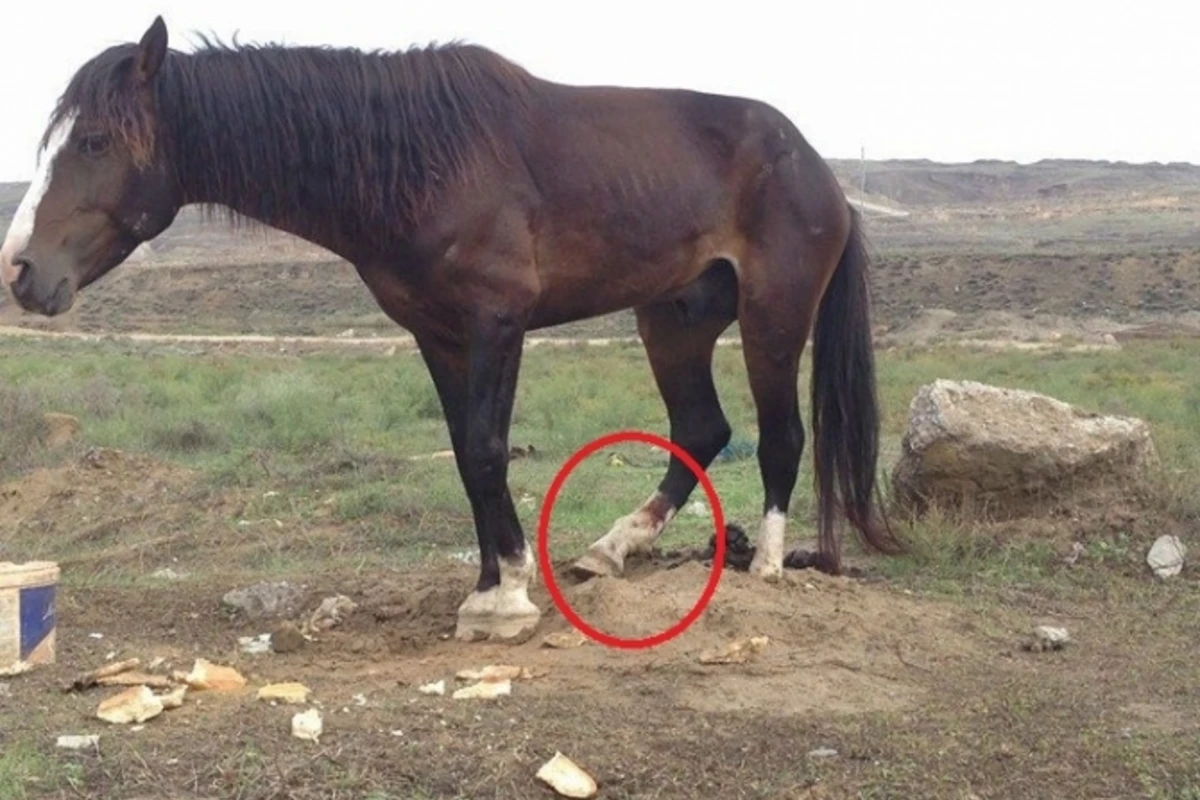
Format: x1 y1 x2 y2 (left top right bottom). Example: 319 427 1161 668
536 430 726 650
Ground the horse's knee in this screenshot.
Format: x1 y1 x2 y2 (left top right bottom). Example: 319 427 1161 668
462 433 509 494
707 418 733 460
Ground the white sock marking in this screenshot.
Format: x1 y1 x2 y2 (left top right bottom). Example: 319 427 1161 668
750 507 787 579
587 491 676 567
1 110 78 286
456 545 541 639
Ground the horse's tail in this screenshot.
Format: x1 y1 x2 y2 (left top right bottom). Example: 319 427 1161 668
809 205 905 573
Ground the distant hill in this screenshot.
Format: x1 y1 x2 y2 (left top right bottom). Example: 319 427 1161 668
827 158 1200 207
6 157 1200 231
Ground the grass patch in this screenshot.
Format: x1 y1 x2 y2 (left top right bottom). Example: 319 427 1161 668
0 336 1197 586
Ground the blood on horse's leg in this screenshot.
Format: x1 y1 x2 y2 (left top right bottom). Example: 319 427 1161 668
572 299 732 579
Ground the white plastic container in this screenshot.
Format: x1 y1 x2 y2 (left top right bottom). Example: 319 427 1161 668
0 561 60 674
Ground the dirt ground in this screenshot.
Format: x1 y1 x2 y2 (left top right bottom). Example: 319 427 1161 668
2 449 1198 800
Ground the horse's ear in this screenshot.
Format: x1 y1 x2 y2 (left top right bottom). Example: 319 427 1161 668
136 16 168 82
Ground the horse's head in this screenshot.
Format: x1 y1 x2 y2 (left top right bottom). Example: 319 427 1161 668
1 17 181 316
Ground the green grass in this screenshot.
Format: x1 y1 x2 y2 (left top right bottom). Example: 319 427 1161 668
0 736 76 800
0 336 1197 586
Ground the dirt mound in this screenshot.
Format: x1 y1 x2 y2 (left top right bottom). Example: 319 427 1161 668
0 447 200 565
338 559 981 719
556 563 978 715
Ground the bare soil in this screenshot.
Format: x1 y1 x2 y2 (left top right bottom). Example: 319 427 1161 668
1 449 1198 799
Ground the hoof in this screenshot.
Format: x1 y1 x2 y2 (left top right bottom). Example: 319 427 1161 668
454 569 541 642
748 550 784 583
454 609 542 643
570 547 623 581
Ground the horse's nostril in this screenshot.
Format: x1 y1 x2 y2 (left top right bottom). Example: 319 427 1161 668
12 258 34 291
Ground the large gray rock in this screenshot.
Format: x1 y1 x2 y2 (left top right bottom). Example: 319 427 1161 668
891 380 1158 517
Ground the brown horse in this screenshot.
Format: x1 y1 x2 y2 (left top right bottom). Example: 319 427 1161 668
0 17 903 642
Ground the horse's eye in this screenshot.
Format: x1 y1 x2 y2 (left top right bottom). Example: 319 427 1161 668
77 133 110 157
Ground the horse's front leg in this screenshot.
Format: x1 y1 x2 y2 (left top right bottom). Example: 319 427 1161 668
419 313 540 643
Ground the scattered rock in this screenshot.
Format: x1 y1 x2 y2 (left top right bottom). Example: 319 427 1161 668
183 659 247 691
452 679 512 700
1147 535 1186 579
698 636 771 665
807 747 839 759
891 380 1158 517
1063 541 1085 566
455 665 536 683
221 582 307 620
270 621 306 654
542 630 588 650
291 708 323 742
536 752 598 798
1023 626 1071 652
238 634 272 655
56 735 100 750
301 595 358 634
257 682 312 705
41 413 80 448
418 680 446 696
96 686 165 725
150 568 183 581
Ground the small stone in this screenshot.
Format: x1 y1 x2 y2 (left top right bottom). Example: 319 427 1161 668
301 595 358 634
56 735 100 749
542 630 587 649
1147 535 1186 579
291 708 323 742
418 680 446 696
238 634 272 655
1023 625 1070 652
807 747 839 759
270 622 306 654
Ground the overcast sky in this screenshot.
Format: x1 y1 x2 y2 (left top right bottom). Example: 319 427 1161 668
2 0 1197 181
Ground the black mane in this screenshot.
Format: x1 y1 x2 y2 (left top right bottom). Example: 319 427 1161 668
46 36 537 239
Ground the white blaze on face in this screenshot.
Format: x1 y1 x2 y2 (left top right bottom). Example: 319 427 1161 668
0 110 78 286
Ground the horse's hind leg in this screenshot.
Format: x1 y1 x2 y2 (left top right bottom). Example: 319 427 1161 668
571 272 736 579
739 245 832 581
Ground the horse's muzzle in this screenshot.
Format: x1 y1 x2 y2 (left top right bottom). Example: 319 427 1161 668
6 258 75 317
